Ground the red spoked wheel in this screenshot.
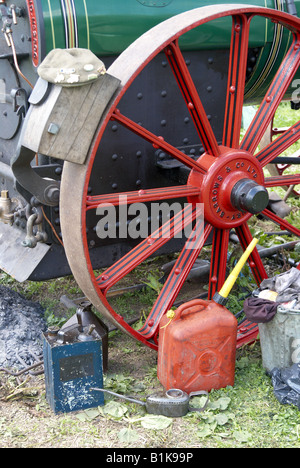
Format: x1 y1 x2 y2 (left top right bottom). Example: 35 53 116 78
60 5 300 350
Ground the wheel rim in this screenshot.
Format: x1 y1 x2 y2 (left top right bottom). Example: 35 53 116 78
60 5 300 350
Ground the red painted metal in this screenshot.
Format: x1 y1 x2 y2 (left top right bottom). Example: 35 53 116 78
257 121 300 167
86 185 201 210
235 222 268 285
208 228 230 299
111 110 207 174
165 40 220 157
264 174 300 188
61 6 300 351
188 147 265 229
96 203 201 295
262 209 300 237
236 320 260 349
139 223 212 340
223 14 251 148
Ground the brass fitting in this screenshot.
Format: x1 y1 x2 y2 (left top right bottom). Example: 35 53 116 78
0 190 13 224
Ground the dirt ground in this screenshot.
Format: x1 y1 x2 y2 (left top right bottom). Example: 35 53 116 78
0 331 197 449
0 221 300 449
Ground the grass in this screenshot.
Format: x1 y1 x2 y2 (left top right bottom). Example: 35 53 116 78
1 333 300 448
0 248 299 448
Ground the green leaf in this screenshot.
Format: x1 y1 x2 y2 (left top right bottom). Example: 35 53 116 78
76 412 89 422
144 274 163 294
103 400 128 419
118 428 140 443
208 397 231 411
215 413 229 426
217 397 231 410
140 414 172 430
84 408 100 420
197 425 213 438
75 408 100 422
189 395 209 411
201 413 216 424
233 430 252 443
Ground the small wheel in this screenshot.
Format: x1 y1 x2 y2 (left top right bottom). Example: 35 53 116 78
60 5 300 350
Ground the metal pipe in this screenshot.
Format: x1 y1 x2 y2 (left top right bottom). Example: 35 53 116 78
257 241 299 258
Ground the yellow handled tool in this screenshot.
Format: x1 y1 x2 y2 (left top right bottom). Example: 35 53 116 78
213 238 259 305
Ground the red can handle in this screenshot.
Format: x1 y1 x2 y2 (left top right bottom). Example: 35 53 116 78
177 299 209 320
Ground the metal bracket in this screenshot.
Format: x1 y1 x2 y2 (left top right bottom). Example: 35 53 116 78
11 143 60 206
11 87 28 117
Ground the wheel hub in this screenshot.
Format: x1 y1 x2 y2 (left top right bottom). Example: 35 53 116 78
188 147 267 228
231 178 269 214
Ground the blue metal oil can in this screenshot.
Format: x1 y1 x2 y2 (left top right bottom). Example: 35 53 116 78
43 321 105 414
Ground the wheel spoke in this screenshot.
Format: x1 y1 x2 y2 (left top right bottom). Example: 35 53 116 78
96 203 201 293
165 40 220 157
139 222 212 339
241 32 300 154
112 109 207 173
235 223 268 285
86 185 201 210
256 120 300 167
265 173 300 188
208 228 230 299
223 14 251 148
262 208 300 237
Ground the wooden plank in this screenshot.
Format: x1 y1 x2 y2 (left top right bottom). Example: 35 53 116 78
22 73 120 165
38 73 120 164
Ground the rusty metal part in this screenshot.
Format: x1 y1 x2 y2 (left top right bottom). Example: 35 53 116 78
15 350 44 376
0 361 43 376
0 349 44 376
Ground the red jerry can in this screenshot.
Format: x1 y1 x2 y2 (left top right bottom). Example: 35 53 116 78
157 299 238 393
